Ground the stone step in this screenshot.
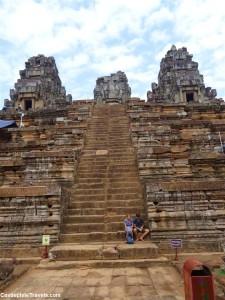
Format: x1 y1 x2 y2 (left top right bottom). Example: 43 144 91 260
74 182 141 189
108 141 132 145
79 160 137 165
61 223 105 233
81 154 136 160
78 162 108 167
70 193 142 202
87 130 130 134
84 140 131 144
107 187 142 193
63 214 138 223
68 201 106 209
4 257 42 265
108 176 140 183
72 187 141 196
88 123 129 127
77 166 107 172
59 230 147 243
64 215 105 223
108 166 138 172
108 154 136 159
82 150 134 155
107 193 143 200
77 169 139 176
70 194 105 201
108 171 139 177
76 176 140 184
106 199 144 207
85 135 131 139
66 207 145 216
38 257 169 269
73 188 106 195
109 161 137 165
59 232 114 243
79 157 106 161
76 172 107 179
74 183 105 189
85 140 132 145
76 178 106 184
68 199 143 209
61 222 128 233
79 156 108 161
76 171 138 178
48 242 159 261
107 182 142 188
108 149 135 154
0 247 43 258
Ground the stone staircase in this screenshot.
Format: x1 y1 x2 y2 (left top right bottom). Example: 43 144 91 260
48 103 167 267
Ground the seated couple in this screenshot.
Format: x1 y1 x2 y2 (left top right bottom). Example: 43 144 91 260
124 213 150 242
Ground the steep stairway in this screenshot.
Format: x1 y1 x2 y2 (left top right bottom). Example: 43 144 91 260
47 103 167 267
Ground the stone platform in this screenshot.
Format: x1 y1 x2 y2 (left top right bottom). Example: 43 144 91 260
48 241 160 261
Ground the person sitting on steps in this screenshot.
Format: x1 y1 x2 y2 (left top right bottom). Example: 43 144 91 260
133 212 150 242
123 214 134 240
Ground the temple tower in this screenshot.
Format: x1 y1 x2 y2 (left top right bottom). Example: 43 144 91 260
147 45 217 103
93 71 131 103
10 55 72 110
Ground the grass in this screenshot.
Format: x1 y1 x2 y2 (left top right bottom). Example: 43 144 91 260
213 268 225 277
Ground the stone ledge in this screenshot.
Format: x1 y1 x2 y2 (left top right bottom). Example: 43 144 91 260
0 160 25 167
21 151 75 158
0 186 61 197
37 257 168 270
159 180 225 192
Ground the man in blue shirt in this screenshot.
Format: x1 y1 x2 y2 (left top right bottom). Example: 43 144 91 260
133 212 150 241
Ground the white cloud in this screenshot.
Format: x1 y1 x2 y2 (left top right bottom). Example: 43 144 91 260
0 0 225 107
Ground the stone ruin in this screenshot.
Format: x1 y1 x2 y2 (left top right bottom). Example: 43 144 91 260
0 46 225 261
9 54 72 111
93 71 131 103
147 45 218 104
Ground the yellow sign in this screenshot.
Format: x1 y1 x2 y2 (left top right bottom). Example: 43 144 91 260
42 235 50 245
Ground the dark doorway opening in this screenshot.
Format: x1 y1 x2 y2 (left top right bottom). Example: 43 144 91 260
25 100 32 110
186 92 194 102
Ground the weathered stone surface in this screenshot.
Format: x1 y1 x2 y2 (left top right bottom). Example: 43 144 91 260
0 186 61 197
21 151 75 158
0 101 92 250
0 259 14 280
9 55 71 110
96 150 108 155
93 71 131 103
1 45 225 258
160 181 225 191
128 99 225 251
147 45 220 104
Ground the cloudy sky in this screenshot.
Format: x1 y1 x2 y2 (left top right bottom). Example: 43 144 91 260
0 0 224 108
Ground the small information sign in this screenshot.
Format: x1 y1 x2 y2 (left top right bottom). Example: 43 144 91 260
170 239 182 248
42 235 50 246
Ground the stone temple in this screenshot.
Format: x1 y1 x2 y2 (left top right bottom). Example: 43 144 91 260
0 45 225 297
147 45 217 103
9 54 72 110
93 71 131 103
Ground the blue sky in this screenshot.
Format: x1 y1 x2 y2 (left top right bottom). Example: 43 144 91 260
0 0 225 108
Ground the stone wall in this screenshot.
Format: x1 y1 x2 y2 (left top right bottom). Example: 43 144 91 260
127 100 225 252
0 101 93 254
